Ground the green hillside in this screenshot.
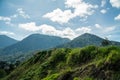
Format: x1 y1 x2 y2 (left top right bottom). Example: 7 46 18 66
58 33 120 48
2 45 120 80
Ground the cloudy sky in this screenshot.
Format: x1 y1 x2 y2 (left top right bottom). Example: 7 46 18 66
0 0 120 41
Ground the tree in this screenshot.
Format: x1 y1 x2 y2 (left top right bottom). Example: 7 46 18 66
101 37 110 46
0 69 7 78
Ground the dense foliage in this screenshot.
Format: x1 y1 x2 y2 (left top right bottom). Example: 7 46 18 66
0 61 20 79
2 45 120 80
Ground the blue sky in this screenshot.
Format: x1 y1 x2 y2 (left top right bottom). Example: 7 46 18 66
0 0 120 41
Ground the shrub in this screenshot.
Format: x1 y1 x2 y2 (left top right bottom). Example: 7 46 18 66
67 46 97 66
83 77 94 80
0 69 7 78
78 46 97 63
67 48 80 66
106 50 120 64
42 73 59 80
73 77 80 80
49 49 67 67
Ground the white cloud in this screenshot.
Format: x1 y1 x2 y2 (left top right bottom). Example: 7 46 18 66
110 0 120 8
95 24 102 29
43 0 98 24
107 35 112 38
0 16 13 25
0 31 15 35
94 24 116 32
19 22 39 31
101 0 106 7
114 14 120 20
0 8 30 26
16 8 30 19
19 22 92 39
104 26 116 32
0 16 11 21
100 9 107 14
43 8 74 24
75 27 91 33
65 0 98 17
10 8 30 19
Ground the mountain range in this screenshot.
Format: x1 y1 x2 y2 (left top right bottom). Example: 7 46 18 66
1 33 120 80
0 35 18 48
58 33 120 48
0 33 120 62
0 34 70 62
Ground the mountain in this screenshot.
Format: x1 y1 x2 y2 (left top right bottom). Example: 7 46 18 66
58 33 120 48
0 34 70 56
2 45 120 80
0 35 18 48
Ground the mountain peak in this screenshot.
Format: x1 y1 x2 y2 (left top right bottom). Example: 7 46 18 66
80 33 96 37
0 35 18 48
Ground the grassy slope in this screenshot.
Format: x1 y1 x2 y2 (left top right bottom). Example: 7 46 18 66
3 45 120 80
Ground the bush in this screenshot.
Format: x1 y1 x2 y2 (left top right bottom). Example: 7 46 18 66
67 46 97 66
106 50 120 64
79 46 96 62
0 69 7 78
73 77 80 80
49 49 67 67
67 48 80 66
42 73 59 80
83 77 94 80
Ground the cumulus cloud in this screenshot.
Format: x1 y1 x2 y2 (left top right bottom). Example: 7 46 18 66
101 0 107 7
16 8 30 19
19 22 39 31
95 24 102 29
104 26 116 32
43 0 98 24
100 9 107 14
0 31 15 35
114 14 120 20
0 8 30 26
19 22 91 39
0 16 13 25
0 16 11 21
75 27 91 33
65 0 98 17
11 8 30 19
110 0 120 8
43 8 74 24
94 24 116 32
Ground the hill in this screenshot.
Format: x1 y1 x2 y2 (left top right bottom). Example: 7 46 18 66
0 35 18 48
0 34 70 62
58 33 120 48
3 45 120 80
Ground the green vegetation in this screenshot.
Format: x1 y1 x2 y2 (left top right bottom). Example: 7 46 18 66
0 61 20 79
2 45 120 80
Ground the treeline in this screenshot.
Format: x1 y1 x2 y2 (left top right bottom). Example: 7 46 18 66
0 61 20 79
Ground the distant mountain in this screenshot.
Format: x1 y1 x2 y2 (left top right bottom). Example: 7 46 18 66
58 33 120 48
0 35 18 48
0 34 70 56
